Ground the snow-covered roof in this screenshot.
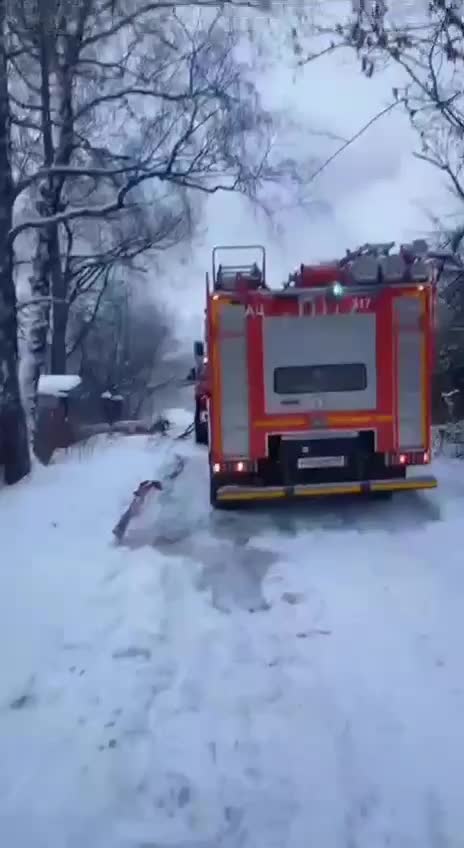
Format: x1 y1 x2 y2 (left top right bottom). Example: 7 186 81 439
38 374 82 397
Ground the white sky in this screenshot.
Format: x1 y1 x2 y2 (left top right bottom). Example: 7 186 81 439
158 16 454 346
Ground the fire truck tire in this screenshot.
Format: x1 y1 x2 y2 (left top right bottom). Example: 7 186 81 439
209 474 219 509
209 473 233 509
194 400 208 445
194 418 208 445
209 476 217 508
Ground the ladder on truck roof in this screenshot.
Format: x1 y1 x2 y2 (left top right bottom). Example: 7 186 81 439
211 244 266 291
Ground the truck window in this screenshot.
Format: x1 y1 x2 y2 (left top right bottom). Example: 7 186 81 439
274 363 367 394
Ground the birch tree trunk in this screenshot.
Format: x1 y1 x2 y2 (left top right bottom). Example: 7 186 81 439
24 0 70 439
25 0 87 431
23 4 56 436
0 0 30 484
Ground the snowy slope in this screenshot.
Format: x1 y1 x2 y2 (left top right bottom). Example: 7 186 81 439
1 411 464 848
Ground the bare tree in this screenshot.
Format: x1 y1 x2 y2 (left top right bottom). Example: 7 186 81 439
7 0 288 444
303 2 464 201
1 0 315 479
74 275 170 419
64 194 190 357
0 0 29 484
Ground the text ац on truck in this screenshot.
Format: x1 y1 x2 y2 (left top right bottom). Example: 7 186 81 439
188 241 438 509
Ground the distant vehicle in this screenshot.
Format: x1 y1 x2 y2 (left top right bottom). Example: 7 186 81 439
192 241 438 508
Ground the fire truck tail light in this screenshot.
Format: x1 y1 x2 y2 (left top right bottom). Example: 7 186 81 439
389 450 430 466
212 460 252 475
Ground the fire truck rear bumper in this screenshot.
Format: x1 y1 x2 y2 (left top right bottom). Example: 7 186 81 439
215 475 438 503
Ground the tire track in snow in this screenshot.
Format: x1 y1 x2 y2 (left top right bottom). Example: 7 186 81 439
42 434 463 845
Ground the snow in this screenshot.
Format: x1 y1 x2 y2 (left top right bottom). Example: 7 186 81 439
38 374 81 397
164 405 193 434
101 391 124 401
2 414 464 847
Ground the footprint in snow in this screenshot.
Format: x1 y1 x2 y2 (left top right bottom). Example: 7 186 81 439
197 542 276 613
9 692 36 710
152 772 193 815
112 646 152 661
281 591 305 605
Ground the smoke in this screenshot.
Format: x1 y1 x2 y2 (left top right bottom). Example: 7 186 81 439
155 10 451 350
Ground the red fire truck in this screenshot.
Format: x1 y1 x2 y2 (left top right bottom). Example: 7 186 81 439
193 242 437 508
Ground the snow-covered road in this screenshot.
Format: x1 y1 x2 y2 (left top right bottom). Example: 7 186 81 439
1 410 464 848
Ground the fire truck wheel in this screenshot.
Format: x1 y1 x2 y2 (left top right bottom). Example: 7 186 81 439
209 475 217 508
209 473 219 508
194 400 208 445
209 473 233 509
194 418 208 445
